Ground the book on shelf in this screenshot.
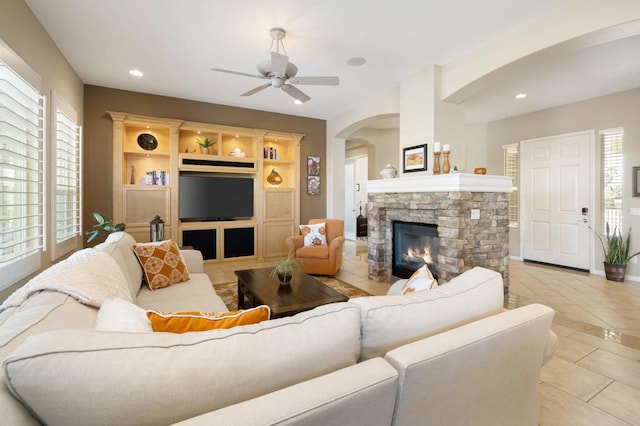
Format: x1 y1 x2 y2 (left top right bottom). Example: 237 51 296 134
144 170 170 185
264 146 279 160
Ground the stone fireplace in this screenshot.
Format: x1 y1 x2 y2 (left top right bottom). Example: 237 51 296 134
367 174 512 292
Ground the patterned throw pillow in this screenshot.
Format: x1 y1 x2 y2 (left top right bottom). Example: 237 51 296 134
401 264 438 294
146 305 271 333
132 240 190 291
299 222 327 246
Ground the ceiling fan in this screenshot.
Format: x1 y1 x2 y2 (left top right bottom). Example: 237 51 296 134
211 27 339 103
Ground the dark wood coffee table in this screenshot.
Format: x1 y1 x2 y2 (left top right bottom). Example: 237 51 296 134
235 267 348 319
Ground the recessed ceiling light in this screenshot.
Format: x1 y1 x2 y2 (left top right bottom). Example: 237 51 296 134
515 93 527 99
129 69 144 77
347 57 366 66
294 99 303 105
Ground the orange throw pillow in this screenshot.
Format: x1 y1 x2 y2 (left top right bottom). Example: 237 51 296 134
132 240 190 291
146 306 270 333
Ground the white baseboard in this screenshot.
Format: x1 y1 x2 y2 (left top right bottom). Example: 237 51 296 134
510 256 523 261
591 269 640 285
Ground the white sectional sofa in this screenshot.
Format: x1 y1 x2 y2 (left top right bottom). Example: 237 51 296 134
0 232 556 425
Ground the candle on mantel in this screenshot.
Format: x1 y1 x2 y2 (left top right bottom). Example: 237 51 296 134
443 143 451 152
434 142 441 152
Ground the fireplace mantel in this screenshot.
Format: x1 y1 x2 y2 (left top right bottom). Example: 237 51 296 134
367 173 513 194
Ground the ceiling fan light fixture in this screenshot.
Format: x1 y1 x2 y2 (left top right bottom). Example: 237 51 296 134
211 27 339 103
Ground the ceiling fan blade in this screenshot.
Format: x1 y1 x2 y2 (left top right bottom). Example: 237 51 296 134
281 84 311 103
211 68 264 79
289 76 340 86
241 83 271 96
270 52 289 77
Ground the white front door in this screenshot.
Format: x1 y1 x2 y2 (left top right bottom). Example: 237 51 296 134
521 131 593 270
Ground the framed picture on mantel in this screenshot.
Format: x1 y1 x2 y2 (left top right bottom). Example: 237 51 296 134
403 144 427 173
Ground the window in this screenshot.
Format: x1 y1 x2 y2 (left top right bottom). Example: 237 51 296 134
0 48 45 290
50 92 81 260
503 143 519 228
600 128 623 232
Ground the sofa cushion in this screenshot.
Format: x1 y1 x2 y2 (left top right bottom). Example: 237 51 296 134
135 273 228 313
3 302 361 425
95 298 152 332
349 267 504 360
174 358 399 426
146 305 270 333
132 240 190 290
94 232 143 299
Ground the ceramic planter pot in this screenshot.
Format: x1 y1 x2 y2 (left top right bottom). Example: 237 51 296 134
604 263 626 282
277 269 293 285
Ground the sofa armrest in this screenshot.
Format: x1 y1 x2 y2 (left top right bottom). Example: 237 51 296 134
384 304 554 426
180 249 204 274
172 358 398 426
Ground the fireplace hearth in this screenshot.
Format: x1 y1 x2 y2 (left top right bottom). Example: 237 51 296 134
392 221 439 279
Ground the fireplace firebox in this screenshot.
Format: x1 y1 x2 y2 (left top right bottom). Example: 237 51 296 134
392 221 439 279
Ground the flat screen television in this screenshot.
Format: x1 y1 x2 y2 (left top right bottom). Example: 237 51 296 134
179 173 254 221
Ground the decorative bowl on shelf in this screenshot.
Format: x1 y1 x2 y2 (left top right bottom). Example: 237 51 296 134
230 148 246 157
380 164 398 179
473 167 487 175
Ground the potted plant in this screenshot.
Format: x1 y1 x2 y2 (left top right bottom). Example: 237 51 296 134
196 137 215 155
592 222 640 282
85 213 126 243
270 254 302 285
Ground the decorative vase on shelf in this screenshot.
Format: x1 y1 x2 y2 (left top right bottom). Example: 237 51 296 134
380 164 398 179
266 169 283 185
200 147 211 155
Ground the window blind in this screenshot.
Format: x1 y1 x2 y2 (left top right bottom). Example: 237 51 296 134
600 129 623 232
0 58 44 289
503 144 518 228
54 107 81 246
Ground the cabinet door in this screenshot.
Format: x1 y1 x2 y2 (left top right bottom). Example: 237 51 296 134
263 189 294 222
263 222 296 257
123 187 171 226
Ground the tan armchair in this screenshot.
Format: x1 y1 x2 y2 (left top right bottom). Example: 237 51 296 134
286 219 345 275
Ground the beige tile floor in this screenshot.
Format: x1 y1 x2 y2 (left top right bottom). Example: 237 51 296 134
205 240 640 425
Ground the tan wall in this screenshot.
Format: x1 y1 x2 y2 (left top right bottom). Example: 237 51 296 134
484 88 640 277
83 85 327 235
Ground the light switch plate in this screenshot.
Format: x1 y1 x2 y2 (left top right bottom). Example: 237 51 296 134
471 209 480 220
631 208 640 216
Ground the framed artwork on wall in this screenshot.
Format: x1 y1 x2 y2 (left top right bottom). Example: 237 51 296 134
307 156 320 176
403 144 427 173
633 166 640 197
307 176 320 195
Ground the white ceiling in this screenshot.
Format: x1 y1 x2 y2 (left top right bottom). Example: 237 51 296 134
24 0 640 124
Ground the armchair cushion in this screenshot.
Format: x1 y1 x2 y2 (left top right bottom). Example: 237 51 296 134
297 245 330 259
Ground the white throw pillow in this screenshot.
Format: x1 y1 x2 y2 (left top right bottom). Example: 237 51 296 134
95 298 152 332
299 222 327 246
400 264 438 294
